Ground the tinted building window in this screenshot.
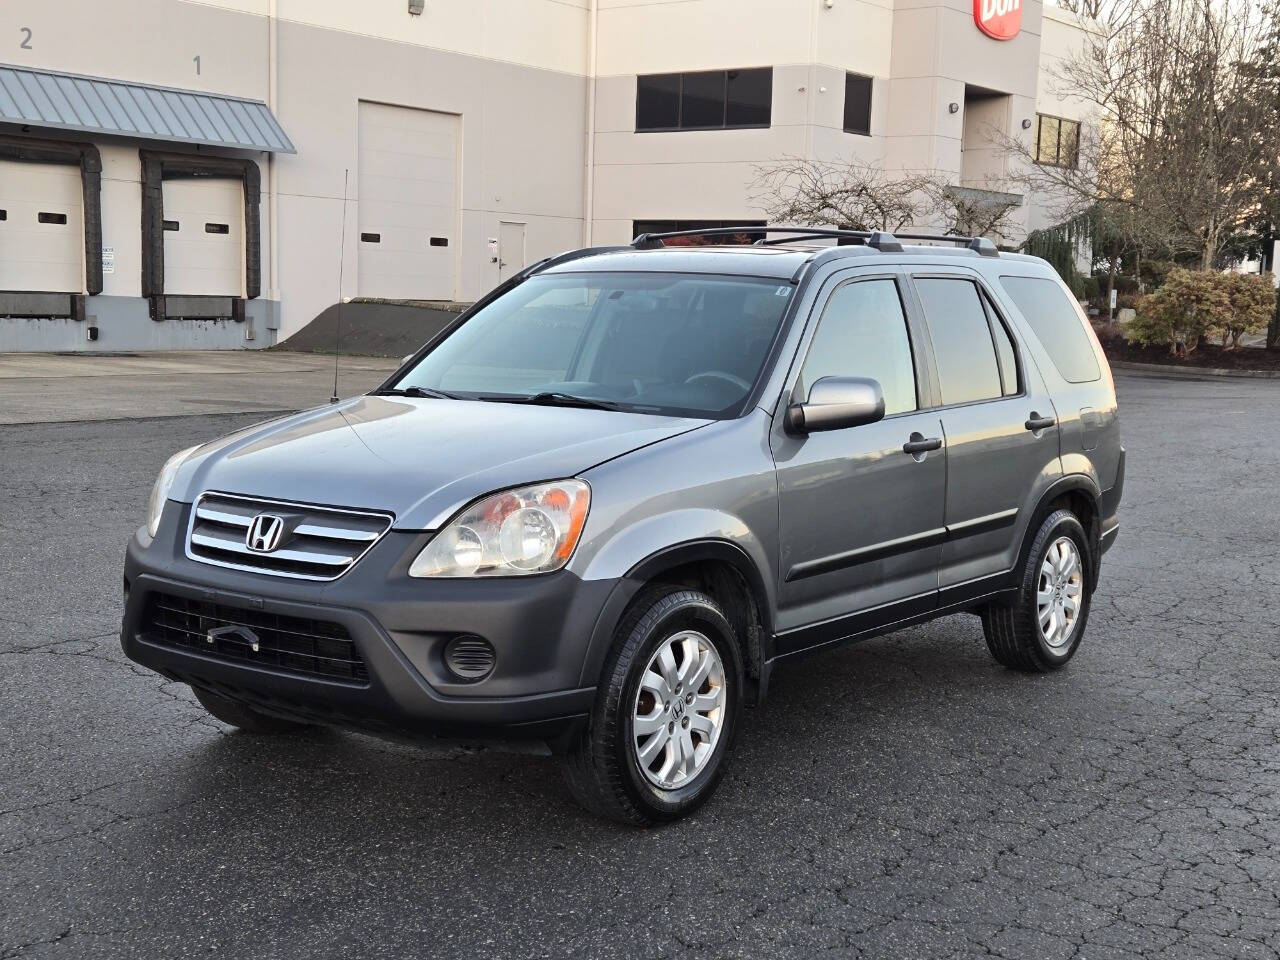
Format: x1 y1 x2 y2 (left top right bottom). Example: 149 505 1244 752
726 69 772 126
636 74 680 130
800 279 917 416
632 220 766 245
844 74 873 135
636 68 772 131
1000 276 1101 383
914 278 1003 406
682 71 727 128
1035 114 1081 168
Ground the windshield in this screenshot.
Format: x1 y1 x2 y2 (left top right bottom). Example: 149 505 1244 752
392 272 793 418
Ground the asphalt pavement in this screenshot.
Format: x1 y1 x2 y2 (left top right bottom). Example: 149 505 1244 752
2 370 1279 959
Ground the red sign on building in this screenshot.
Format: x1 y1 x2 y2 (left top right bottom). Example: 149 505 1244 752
975 0 1022 40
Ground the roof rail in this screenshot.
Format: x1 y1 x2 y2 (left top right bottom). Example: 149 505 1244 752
891 232 1000 257
631 226 999 257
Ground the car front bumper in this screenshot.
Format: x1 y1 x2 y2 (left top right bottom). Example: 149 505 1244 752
120 501 616 743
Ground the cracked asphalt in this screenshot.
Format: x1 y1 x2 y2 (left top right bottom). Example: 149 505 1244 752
3 372 1279 959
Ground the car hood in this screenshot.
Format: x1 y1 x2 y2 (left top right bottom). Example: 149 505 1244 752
172 395 710 529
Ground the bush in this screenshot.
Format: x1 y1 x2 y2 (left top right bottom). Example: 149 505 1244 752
1067 274 1087 300
1219 273 1275 349
1082 276 1101 300
1131 269 1231 357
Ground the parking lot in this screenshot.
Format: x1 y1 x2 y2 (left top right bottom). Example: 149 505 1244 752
3 368 1279 959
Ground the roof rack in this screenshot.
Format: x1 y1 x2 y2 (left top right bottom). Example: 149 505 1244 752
630 226 999 257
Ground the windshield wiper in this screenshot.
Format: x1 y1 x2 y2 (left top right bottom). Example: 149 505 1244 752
479 391 623 411
371 386 460 400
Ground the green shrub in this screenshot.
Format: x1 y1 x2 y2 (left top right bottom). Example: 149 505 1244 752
1131 269 1231 356
1218 273 1275 349
1082 277 1101 300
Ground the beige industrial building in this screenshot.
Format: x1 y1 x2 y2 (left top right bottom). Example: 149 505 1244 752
0 0 1091 352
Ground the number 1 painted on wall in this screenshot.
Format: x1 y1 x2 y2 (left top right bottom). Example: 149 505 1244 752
193 55 201 75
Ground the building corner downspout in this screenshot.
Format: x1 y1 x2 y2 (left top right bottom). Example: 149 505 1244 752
266 0 280 306
583 0 598 246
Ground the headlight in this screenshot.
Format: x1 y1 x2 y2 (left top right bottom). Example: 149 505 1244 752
409 480 590 578
145 445 199 538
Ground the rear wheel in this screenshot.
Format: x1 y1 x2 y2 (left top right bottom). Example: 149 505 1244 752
982 508 1092 672
192 687 312 734
560 584 744 825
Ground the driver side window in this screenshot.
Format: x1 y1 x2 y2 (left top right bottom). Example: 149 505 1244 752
800 278 918 416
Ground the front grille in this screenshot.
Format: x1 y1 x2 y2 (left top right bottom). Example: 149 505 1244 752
187 492 393 581
141 592 370 684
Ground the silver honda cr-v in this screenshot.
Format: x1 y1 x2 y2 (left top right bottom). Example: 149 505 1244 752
121 227 1123 824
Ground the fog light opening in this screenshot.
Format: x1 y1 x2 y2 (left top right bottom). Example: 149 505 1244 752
443 635 496 682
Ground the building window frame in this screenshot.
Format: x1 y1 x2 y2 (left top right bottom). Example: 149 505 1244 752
635 68 773 132
843 73 874 136
1034 113 1080 169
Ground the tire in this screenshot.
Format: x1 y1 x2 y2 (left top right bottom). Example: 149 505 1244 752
192 687 313 734
560 584 745 825
982 508 1092 672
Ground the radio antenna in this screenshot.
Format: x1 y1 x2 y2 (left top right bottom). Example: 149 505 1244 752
330 168 350 404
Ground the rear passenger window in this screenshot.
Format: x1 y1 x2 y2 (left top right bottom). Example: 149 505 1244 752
800 278 917 416
1000 276 1101 383
914 278 1002 406
984 295 1020 396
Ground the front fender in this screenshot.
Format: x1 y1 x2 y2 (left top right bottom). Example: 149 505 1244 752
575 509 777 688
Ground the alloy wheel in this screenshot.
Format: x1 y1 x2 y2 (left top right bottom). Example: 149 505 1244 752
1037 536 1083 650
631 629 727 790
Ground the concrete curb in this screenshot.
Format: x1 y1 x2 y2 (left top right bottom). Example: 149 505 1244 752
1109 360 1280 380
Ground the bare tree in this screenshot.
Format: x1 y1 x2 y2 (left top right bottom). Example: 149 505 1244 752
750 157 1024 244
749 157 933 233
1008 0 1278 270
926 182 1024 242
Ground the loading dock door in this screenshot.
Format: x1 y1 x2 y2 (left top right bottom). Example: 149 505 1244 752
0 158 84 292
161 177 244 296
358 102 459 301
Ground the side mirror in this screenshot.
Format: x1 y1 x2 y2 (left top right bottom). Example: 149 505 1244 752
785 376 885 435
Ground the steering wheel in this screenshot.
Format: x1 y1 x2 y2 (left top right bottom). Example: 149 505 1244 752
685 370 751 391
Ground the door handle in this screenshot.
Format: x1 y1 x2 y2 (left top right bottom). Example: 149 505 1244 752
1025 413 1056 431
902 434 943 455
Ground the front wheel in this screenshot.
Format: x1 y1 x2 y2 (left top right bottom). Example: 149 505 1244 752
982 508 1092 672
560 585 744 825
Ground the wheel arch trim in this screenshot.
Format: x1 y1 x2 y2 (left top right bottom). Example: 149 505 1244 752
577 538 774 690
1016 473 1103 591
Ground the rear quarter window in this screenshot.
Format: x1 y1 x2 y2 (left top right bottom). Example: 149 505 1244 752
999 276 1101 383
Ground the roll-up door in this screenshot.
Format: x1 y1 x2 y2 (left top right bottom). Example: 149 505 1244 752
357 102 459 301
0 158 84 292
162 177 244 296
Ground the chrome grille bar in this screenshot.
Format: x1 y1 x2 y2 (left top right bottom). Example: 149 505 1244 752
186 492 394 581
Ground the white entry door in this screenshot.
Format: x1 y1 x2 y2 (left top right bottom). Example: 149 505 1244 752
0 158 84 292
162 177 244 296
358 101 459 301
498 221 527 284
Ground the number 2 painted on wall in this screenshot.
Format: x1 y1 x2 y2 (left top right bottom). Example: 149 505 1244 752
19 27 33 49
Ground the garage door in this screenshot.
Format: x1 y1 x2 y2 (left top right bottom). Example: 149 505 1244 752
162 177 243 296
0 158 84 293
358 102 459 301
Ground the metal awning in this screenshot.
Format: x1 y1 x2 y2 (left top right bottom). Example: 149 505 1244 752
0 64 294 154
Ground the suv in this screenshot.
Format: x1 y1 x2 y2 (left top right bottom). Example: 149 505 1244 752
121 227 1123 824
